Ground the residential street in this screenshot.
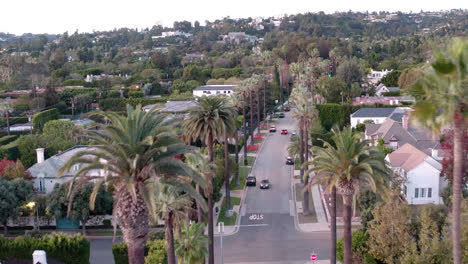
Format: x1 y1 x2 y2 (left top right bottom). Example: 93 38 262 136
214 110 333 264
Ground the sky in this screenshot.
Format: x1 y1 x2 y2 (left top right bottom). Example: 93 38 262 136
1 0 467 35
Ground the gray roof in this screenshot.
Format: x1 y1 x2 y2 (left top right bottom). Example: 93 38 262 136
161 100 196 113
193 85 236 91
28 146 90 179
390 113 404 122
388 87 400 92
352 108 397 118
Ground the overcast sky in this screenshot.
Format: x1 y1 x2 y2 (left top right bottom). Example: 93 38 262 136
1 0 467 35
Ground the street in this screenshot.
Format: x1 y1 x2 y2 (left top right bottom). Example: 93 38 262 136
214 110 333 263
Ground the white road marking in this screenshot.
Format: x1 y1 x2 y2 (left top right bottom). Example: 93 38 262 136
239 224 269 227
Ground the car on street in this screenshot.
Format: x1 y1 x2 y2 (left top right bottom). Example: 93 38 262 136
260 179 270 189
281 129 288 135
291 131 297 136
269 125 276 132
246 175 256 186
279 113 285 118
286 157 294 165
284 107 290 112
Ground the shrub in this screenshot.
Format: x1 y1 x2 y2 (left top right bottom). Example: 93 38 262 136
0 233 90 264
32 108 59 132
128 91 144 98
0 117 29 128
0 141 19 160
336 231 377 264
112 240 167 264
148 230 165 241
0 135 18 146
61 79 88 86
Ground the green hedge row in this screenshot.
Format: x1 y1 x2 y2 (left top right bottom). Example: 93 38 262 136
112 240 166 264
0 233 90 264
0 117 29 128
0 135 18 146
32 108 59 132
0 141 19 160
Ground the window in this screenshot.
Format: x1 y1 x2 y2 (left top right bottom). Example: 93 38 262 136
39 178 45 193
403 186 407 196
73 164 80 171
414 188 419 198
428 188 432 198
228 91 231 93
421 188 426 198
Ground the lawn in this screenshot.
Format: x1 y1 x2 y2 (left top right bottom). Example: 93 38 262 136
231 166 250 190
217 197 241 226
247 156 255 166
295 157 301 170
295 183 318 223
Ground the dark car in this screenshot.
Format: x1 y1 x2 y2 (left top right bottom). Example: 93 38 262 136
281 129 288 135
246 175 256 186
269 125 276 132
286 157 294 165
279 113 285 118
260 179 270 189
284 107 290 112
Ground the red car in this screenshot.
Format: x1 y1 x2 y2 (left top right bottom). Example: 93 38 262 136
284 107 291 112
281 129 288 135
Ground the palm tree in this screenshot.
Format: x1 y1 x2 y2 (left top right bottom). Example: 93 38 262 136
175 222 208 264
260 51 272 123
410 39 468 264
236 81 249 166
229 93 243 186
183 96 233 264
151 185 193 264
304 126 389 264
0 101 13 136
221 101 237 213
58 104 198 264
186 152 211 225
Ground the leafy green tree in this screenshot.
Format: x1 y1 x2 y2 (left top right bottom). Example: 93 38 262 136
16 135 42 168
183 96 233 264
42 120 76 141
318 76 347 103
47 182 113 234
175 222 208 264
305 126 389 264
379 70 400 87
337 60 362 87
410 39 468 264
0 178 33 235
182 65 202 82
58 105 199 264
151 185 193 264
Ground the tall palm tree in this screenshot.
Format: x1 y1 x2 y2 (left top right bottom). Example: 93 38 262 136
151 185 193 264
260 51 271 123
0 101 13 136
410 39 468 264
183 96 233 264
221 101 237 213
175 222 208 264
304 126 389 264
229 93 243 186
236 81 249 166
248 80 255 145
58 105 199 264
186 152 211 225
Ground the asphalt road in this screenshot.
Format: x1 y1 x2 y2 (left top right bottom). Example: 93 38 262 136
214 111 333 264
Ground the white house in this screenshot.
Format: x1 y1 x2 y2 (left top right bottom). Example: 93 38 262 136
350 107 408 128
367 69 392 84
192 85 236 97
28 146 105 194
386 143 446 205
375 83 400 96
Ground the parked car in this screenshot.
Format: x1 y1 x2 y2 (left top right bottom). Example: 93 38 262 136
281 129 288 135
291 131 297 136
286 157 294 165
260 179 270 189
284 107 290 112
269 125 276 132
246 175 256 186
279 113 285 118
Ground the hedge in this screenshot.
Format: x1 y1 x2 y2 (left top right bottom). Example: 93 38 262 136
0 135 18 146
0 141 19 160
0 117 29 128
336 231 377 264
0 233 90 264
128 91 144 98
112 240 166 264
32 108 59 132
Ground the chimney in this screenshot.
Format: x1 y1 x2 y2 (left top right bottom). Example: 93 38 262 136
402 114 409 130
36 148 45 164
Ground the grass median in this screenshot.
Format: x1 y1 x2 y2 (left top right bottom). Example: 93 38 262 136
231 166 250 190
295 183 318 223
217 196 241 226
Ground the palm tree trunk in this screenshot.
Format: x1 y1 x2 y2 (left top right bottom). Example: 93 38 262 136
303 128 310 215
330 186 337 264
249 92 254 146
242 101 248 166
196 184 204 222
165 214 176 264
6 111 10 136
452 119 463 264
234 134 240 186
263 80 266 127
81 219 87 235
3 223 7 236
207 134 215 264
256 88 261 135
299 127 304 184
342 193 353 264
224 133 231 212
118 187 149 264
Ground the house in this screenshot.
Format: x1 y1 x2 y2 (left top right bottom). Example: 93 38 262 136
28 146 104 194
375 83 400 96
365 117 439 153
386 143 446 205
353 95 415 106
367 69 392 84
350 107 409 128
9 122 33 132
192 85 236 97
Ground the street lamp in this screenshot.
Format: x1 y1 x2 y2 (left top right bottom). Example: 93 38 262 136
26 201 39 231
